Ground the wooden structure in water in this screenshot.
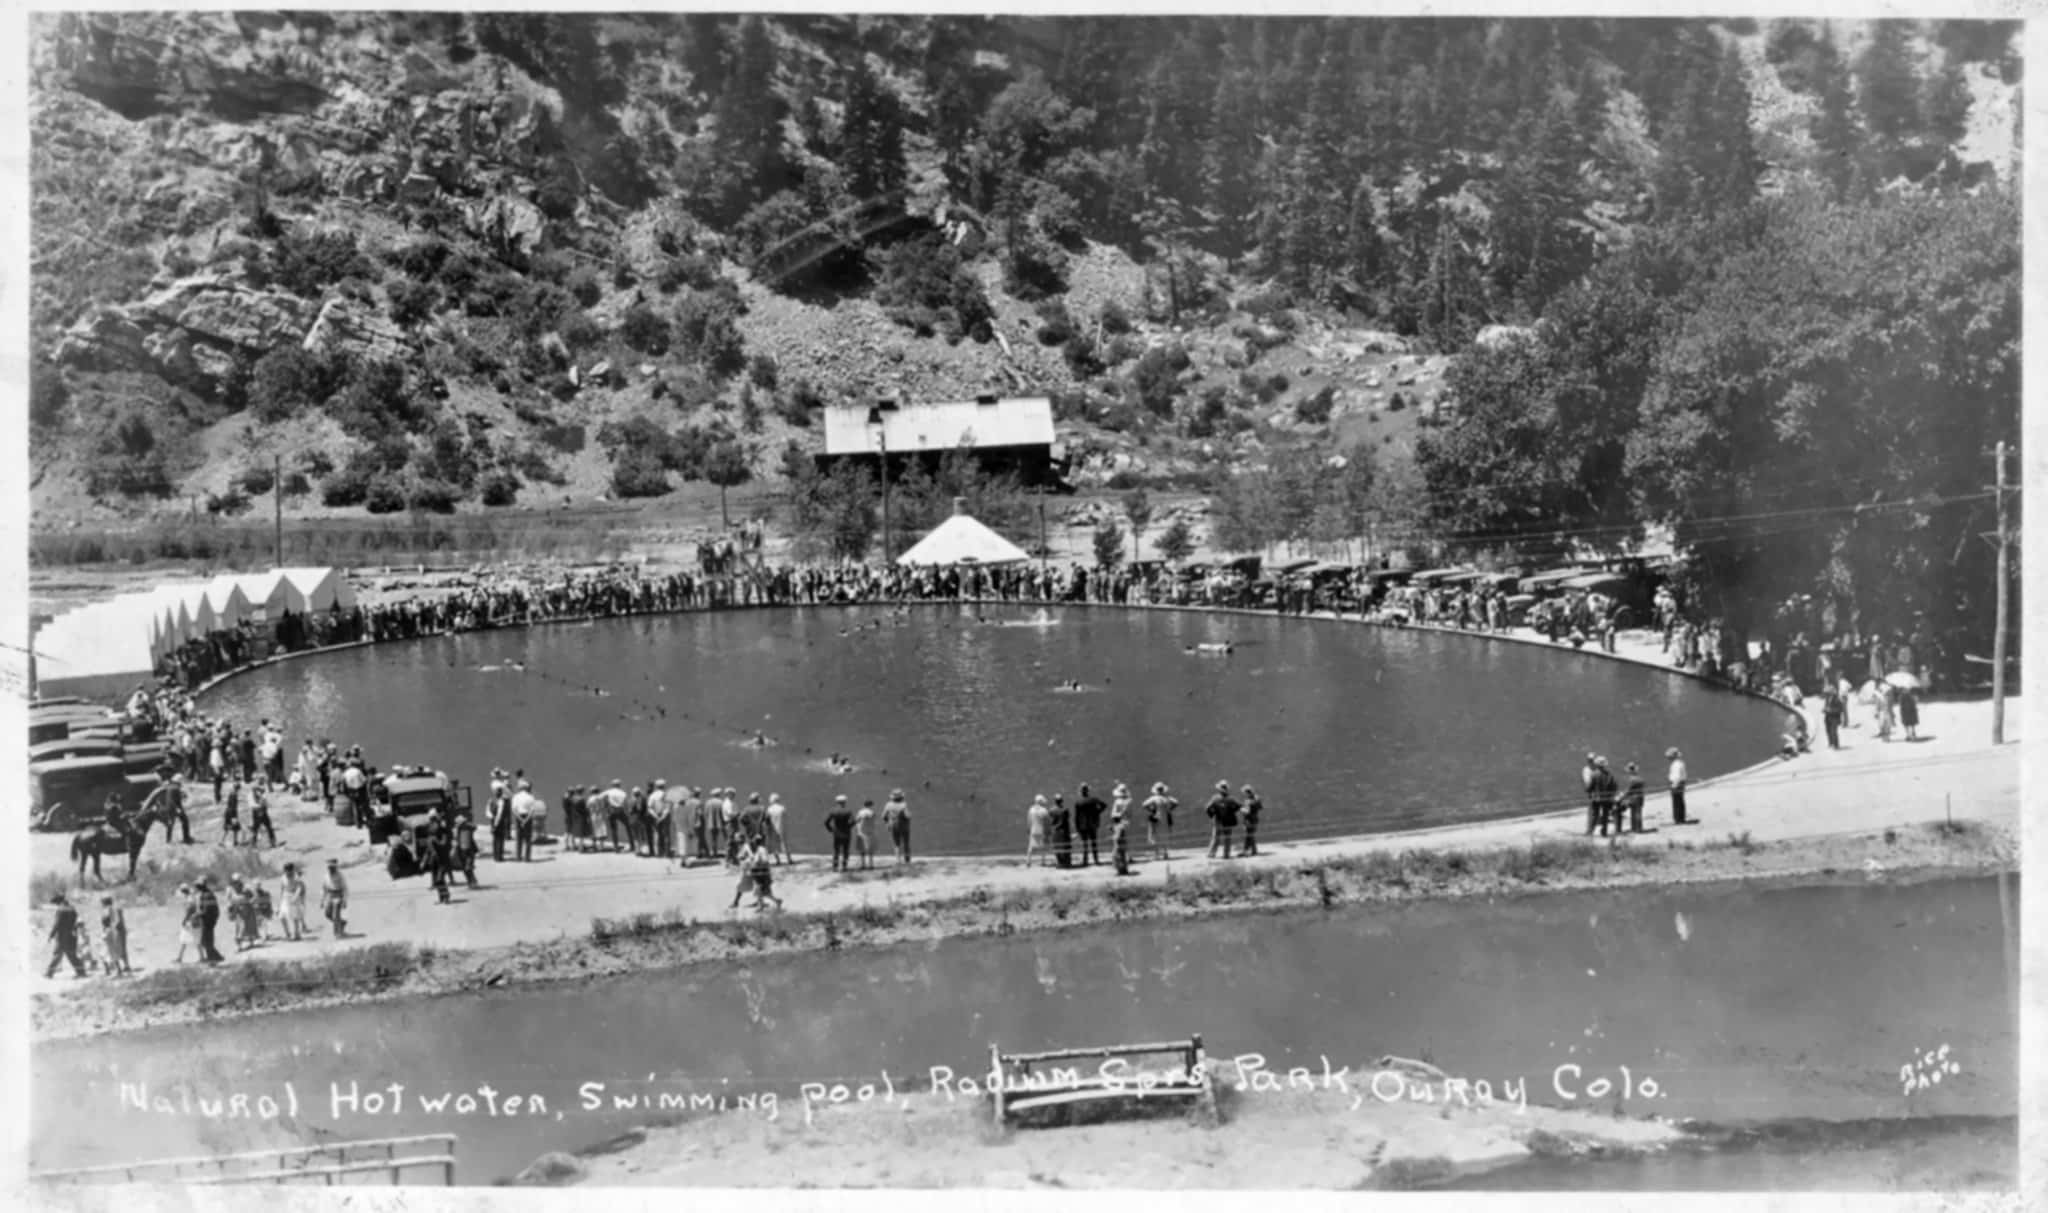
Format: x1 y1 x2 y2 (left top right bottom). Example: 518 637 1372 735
990 1036 1218 1127
33 1134 457 1186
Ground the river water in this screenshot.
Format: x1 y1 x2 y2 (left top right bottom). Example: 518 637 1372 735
33 874 2016 1188
196 603 1787 854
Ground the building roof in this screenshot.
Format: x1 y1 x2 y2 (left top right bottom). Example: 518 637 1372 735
822 397 1055 457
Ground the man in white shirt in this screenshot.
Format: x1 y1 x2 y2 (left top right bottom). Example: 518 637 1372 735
1666 747 1690 825
511 780 539 861
603 779 629 852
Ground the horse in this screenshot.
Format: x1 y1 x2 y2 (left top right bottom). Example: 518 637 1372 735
70 803 165 884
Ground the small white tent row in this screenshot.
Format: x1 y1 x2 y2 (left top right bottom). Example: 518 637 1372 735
150 568 359 653
34 568 357 697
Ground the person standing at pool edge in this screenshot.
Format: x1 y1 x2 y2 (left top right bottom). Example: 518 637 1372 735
1240 784 1263 856
1666 747 1690 825
825 795 854 870
885 789 912 864
1144 783 1177 861
1205 781 1239 859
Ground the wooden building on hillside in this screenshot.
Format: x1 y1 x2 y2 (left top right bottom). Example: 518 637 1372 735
816 395 1065 488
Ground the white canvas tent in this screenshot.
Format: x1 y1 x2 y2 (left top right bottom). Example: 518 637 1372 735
896 501 1030 567
234 571 302 620
280 566 356 612
203 576 253 632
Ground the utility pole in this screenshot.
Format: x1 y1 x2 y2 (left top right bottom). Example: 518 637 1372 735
273 453 284 570
878 427 891 565
1038 492 1048 570
1992 440 2010 745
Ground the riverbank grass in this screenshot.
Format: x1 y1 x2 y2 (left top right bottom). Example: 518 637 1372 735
115 942 433 1013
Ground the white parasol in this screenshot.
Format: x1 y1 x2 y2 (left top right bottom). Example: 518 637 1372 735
1883 671 1922 691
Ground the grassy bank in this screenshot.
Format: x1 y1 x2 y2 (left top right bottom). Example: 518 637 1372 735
32 821 2011 1042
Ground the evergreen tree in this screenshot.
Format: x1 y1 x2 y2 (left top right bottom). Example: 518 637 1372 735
709 17 789 223
1808 31 1861 195
1856 20 1924 144
1920 59 1974 148
840 55 906 200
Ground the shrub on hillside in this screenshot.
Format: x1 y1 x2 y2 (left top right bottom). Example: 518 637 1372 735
30 361 68 430
1003 227 1068 301
1296 385 1336 424
206 488 252 517
1099 299 1134 335
1387 391 1408 412
391 237 450 280
658 253 720 295
319 462 372 507
675 285 747 378
238 464 275 496
564 265 603 307
271 228 373 297
407 479 461 514
363 477 407 514
537 423 586 454
610 447 671 498
620 304 671 355
1035 299 1077 346
480 470 520 506
328 358 423 444
1105 334 1142 366
559 310 605 352
748 354 779 392
247 346 338 423
388 278 441 327
1062 332 1105 379
513 448 566 485
1128 343 1190 417
872 232 993 344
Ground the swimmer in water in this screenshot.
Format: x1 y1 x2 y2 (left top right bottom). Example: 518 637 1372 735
1184 642 1235 656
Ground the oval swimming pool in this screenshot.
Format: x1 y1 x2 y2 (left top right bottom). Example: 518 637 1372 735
197 603 1787 856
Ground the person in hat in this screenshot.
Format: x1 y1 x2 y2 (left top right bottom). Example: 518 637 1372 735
738 793 768 856
174 883 198 964
1025 794 1051 867
1240 783 1264 857
278 863 308 941
825 794 855 871
1621 763 1647 834
320 859 349 938
1205 781 1240 859
454 813 479 886
686 786 710 862
1143 783 1177 861
45 893 87 979
650 781 675 859
851 797 876 869
1110 793 1133 876
248 779 277 848
882 789 912 865
1074 783 1106 867
1588 757 1619 837
762 792 788 865
99 895 131 976
1048 793 1073 869
513 779 541 861
1666 748 1690 825
194 877 225 964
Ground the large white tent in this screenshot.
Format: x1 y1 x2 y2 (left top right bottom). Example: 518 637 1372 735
34 589 189 694
896 501 1030 567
